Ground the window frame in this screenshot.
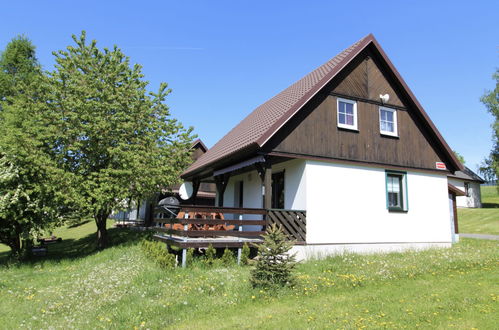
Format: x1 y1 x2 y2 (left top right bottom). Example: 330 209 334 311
337 97 358 131
379 107 398 137
385 170 408 212
464 182 470 197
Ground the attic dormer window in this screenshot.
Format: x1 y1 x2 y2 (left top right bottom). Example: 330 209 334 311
379 107 398 136
337 98 358 130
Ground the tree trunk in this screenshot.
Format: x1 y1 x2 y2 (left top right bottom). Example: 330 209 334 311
21 236 33 259
5 235 21 257
1 226 22 257
95 212 109 249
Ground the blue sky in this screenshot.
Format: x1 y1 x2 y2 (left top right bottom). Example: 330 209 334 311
2 1 498 172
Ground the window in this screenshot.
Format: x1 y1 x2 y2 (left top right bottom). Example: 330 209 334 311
337 98 358 130
379 107 397 136
464 182 470 197
385 171 408 211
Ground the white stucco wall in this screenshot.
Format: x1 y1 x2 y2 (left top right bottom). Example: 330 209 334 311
216 159 452 257
448 178 482 208
270 159 307 210
305 161 452 245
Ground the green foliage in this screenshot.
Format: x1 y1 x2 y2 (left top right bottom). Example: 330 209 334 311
452 150 465 164
221 248 235 266
241 243 251 265
204 244 216 266
186 248 195 265
481 68 499 182
250 224 296 288
140 240 175 269
4 31 194 249
0 35 40 105
479 157 497 183
0 36 69 257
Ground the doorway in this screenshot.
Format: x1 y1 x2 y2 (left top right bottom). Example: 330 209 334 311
272 172 285 209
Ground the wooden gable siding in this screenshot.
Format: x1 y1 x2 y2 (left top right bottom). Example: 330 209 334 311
332 56 403 107
266 52 446 171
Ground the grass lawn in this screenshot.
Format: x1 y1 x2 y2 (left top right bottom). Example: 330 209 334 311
0 219 114 256
0 224 497 329
458 185 499 235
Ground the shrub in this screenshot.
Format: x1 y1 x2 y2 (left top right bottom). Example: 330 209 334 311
250 224 296 288
186 248 195 266
140 240 175 269
203 244 216 266
221 248 235 266
241 243 251 265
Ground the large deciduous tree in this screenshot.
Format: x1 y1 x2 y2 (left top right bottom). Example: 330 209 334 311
44 32 194 248
0 36 68 257
0 35 40 106
481 68 499 182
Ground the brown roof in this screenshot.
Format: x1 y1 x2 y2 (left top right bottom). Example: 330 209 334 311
183 34 462 178
448 166 485 183
190 138 208 152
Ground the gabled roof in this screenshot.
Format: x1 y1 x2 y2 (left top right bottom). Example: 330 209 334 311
183 34 463 178
191 139 208 153
448 166 485 183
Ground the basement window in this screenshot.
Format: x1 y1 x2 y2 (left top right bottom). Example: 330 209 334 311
386 171 408 212
379 107 398 136
337 98 358 130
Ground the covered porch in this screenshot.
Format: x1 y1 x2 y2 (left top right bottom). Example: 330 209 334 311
153 155 308 266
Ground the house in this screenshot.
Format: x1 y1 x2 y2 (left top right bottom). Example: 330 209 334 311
177 34 463 260
113 139 216 225
448 166 485 208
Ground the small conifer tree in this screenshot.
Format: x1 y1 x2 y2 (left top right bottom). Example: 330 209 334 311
250 224 296 288
221 248 235 265
241 243 251 265
204 244 216 266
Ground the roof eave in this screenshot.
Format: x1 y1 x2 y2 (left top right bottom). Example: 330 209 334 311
181 142 260 180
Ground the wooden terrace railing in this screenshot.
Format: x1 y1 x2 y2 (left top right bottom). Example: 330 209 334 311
153 205 306 244
153 205 306 267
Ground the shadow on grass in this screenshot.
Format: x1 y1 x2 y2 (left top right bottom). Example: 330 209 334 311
482 202 499 208
0 227 151 265
67 219 92 228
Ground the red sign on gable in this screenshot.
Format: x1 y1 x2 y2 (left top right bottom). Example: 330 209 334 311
435 162 447 170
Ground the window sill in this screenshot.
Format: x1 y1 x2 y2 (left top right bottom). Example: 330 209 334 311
388 207 408 213
380 132 399 139
338 126 359 132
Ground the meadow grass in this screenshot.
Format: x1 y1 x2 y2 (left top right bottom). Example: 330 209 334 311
0 224 497 329
0 188 497 328
0 219 115 257
480 185 499 207
458 185 499 235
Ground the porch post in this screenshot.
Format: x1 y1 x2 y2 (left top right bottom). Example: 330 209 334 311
264 161 272 210
215 174 230 207
452 194 459 234
182 212 189 268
